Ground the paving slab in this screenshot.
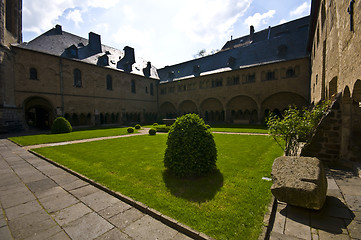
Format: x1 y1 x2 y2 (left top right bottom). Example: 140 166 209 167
62 212 113 240
267 166 361 240
0 139 202 240
124 215 179 240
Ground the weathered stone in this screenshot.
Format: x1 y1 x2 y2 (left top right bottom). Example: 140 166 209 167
271 156 327 210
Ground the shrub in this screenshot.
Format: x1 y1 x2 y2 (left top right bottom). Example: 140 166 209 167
51 117 72 134
152 123 158 126
135 124 141 129
149 128 157 135
127 127 135 133
205 124 211 129
267 100 330 156
164 113 217 177
155 126 170 132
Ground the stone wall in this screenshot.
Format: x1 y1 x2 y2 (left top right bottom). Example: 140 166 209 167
159 58 310 123
301 94 342 164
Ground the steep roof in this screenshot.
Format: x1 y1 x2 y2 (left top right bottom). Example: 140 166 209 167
158 16 310 82
15 25 159 79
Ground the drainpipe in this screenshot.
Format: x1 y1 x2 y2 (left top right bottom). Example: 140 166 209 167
59 58 64 116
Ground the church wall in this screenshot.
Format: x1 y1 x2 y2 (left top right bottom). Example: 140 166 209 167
308 0 361 161
13 47 158 127
159 58 310 123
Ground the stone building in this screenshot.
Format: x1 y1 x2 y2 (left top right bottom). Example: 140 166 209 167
157 16 310 124
302 0 361 162
1 0 311 130
0 0 23 131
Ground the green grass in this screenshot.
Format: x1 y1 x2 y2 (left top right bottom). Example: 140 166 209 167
9 127 136 146
144 124 268 134
210 124 268 134
33 134 282 240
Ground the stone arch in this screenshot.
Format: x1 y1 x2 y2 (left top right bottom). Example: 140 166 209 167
160 102 177 119
329 76 338 99
179 100 198 115
226 95 258 123
200 98 224 122
79 113 87 125
261 92 307 119
24 96 53 129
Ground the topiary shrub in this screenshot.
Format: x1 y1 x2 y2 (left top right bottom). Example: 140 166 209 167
152 123 158 126
127 127 134 133
164 113 217 177
149 128 157 135
51 117 72 134
135 124 141 129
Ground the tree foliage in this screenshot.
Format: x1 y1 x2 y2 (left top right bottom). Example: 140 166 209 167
164 114 217 177
266 100 330 156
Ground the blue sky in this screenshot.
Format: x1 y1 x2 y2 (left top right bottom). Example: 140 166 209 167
22 0 311 68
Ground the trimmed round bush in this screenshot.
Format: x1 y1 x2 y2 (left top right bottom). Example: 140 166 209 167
149 128 157 135
51 117 72 134
135 124 141 129
127 127 134 133
164 113 217 177
205 124 211 129
152 123 159 126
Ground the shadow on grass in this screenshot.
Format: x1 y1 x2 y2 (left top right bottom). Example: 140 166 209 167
162 169 224 203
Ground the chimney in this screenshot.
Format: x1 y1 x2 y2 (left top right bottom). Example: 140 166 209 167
55 25 62 34
124 46 136 65
250 25 255 41
88 32 102 53
143 62 151 77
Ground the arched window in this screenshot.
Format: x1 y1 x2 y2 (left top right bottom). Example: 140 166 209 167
30 68 38 80
131 80 136 93
106 75 112 90
74 69 82 87
150 83 154 96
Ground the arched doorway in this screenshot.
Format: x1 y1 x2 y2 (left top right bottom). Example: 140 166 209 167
24 97 53 129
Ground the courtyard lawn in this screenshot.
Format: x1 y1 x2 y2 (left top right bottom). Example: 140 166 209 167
210 124 268 134
9 127 135 146
33 134 282 240
144 124 269 134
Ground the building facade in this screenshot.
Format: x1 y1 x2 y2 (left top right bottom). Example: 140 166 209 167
157 17 310 124
305 0 361 162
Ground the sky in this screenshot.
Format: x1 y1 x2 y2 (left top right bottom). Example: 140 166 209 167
22 0 311 68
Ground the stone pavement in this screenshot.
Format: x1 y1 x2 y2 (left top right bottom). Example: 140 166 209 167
0 139 195 240
268 167 361 240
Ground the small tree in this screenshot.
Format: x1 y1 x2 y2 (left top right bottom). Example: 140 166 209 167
267 100 330 156
164 114 217 177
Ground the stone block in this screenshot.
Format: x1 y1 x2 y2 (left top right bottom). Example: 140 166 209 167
271 156 327 210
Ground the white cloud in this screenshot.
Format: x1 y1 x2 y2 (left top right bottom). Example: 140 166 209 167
290 2 311 18
279 19 287 25
86 0 119 9
112 25 154 59
66 9 83 27
173 0 252 44
23 0 119 34
23 0 76 33
244 10 276 29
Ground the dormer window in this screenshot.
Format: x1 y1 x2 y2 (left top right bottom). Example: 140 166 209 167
168 71 175 79
228 57 236 67
98 54 109 66
67 45 78 58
